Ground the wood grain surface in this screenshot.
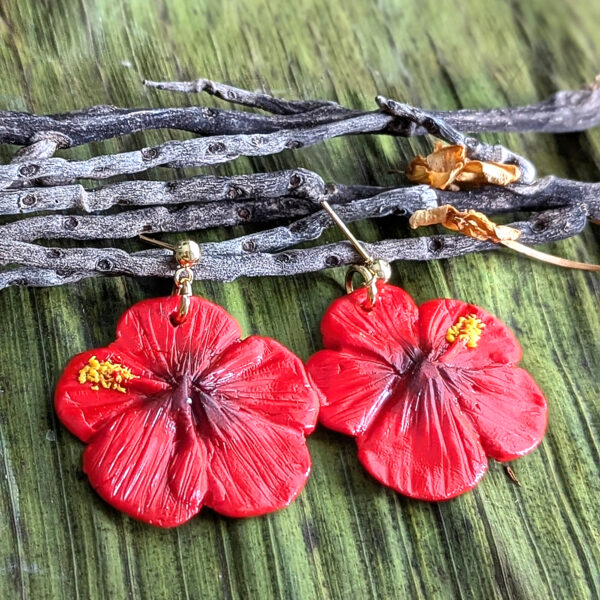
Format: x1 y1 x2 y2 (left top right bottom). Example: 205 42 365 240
0 1 599 598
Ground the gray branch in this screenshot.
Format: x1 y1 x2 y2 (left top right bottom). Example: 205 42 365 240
144 78 338 115
0 113 413 189
0 104 357 148
2 174 597 241
147 77 600 134
3 78 599 150
376 96 536 182
0 206 588 291
0 105 534 189
0 198 321 242
0 169 329 215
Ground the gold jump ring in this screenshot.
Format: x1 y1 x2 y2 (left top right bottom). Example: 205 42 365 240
345 264 379 308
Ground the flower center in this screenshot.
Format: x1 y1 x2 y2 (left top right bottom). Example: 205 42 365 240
78 356 138 393
445 314 486 348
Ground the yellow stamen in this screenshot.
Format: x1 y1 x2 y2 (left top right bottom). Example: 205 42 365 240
446 314 486 348
77 355 138 393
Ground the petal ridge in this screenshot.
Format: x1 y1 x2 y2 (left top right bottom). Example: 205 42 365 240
356 372 488 501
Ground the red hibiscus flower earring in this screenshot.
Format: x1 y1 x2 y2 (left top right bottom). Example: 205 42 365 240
307 202 548 501
55 238 320 527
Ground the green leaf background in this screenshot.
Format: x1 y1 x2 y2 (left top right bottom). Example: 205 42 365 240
0 1 599 598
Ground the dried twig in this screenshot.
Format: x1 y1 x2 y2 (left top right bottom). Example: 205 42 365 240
0 199 319 242
1 174 597 241
148 77 600 134
0 113 417 189
0 169 329 215
0 206 588 291
144 78 338 114
3 78 598 150
0 104 355 148
0 118 534 190
505 465 521 486
377 98 535 182
0 77 551 188
410 204 600 271
1 78 599 292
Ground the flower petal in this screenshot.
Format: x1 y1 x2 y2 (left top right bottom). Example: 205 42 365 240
55 348 169 442
307 349 398 435
357 375 488 501
203 414 312 517
418 299 522 369
442 365 548 461
320 283 420 372
110 296 242 382
202 336 320 434
84 405 207 527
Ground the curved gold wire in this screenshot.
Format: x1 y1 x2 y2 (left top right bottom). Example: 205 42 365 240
320 200 392 310
172 267 194 325
345 265 379 308
138 236 201 326
173 294 191 325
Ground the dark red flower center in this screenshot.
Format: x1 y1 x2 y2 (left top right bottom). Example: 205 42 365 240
149 373 234 430
392 352 444 400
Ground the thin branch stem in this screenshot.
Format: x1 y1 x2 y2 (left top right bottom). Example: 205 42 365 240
145 78 338 114
147 77 600 134
1 174 597 240
0 206 589 291
3 78 598 149
376 96 536 182
0 113 408 189
0 106 534 189
0 169 329 215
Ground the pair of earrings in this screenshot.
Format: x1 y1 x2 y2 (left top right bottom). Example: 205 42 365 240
55 202 548 527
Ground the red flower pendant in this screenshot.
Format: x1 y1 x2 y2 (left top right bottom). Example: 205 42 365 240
55 296 320 527
307 283 548 501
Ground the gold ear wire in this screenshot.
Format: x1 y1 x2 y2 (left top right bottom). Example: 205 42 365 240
139 235 202 265
321 201 374 263
138 235 202 324
138 233 176 251
320 201 391 308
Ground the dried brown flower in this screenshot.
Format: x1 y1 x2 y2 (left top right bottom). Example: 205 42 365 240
410 204 600 271
406 142 521 190
409 205 522 242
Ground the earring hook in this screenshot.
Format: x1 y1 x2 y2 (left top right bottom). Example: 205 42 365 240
320 201 391 308
139 235 202 324
321 201 374 263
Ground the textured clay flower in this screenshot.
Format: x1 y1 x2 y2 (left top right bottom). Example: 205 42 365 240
307 283 547 501
56 296 320 527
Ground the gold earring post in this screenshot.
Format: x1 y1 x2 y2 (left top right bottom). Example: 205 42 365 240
138 234 176 251
320 201 374 263
138 235 202 324
320 201 391 308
